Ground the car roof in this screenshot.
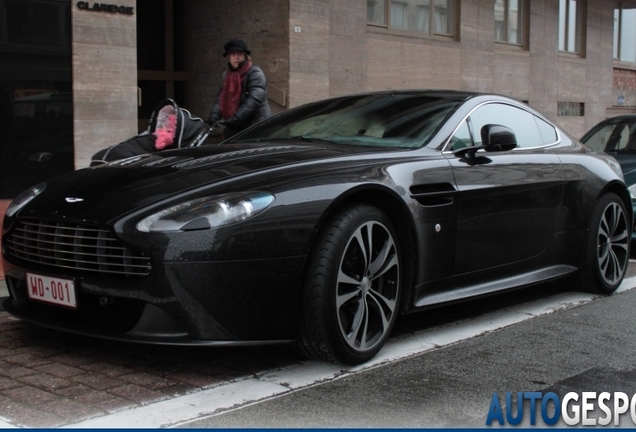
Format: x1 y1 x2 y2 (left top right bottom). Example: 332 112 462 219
339 89 496 100
310 90 529 112
594 114 636 124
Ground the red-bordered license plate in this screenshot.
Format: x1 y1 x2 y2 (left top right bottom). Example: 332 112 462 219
26 273 77 309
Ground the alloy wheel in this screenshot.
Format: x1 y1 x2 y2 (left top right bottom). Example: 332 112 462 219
597 201 629 285
336 220 400 353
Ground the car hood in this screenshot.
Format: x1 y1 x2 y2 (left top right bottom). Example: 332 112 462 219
14 142 410 224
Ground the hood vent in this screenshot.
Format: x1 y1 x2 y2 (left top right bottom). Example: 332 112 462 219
171 145 314 169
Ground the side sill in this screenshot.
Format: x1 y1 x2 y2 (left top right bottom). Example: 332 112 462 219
414 265 577 308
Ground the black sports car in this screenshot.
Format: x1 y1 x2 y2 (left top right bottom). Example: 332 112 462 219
2 91 632 365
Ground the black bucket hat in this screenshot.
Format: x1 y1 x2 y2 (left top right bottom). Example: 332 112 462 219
223 39 251 57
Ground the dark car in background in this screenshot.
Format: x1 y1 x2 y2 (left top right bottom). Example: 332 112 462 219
580 114 636 240
2 91 632 365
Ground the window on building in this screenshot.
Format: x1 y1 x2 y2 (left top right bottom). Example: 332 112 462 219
559 0 584 54
494 0 524 46
367 0 454 36
557 101 585 116
614 2 636 63
2 0 70 49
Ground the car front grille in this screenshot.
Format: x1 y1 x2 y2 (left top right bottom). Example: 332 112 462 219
4 219 151 276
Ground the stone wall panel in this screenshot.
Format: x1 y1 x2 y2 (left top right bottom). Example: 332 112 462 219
72 1 137 168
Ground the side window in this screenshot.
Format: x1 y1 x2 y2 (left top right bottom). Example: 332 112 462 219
588 124 630 152
582 124 614 152
615 125 631 150
468 103 544 148
450 120 472 150
534 116 558 144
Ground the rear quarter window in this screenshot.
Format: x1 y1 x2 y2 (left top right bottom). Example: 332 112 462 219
535 117 558 144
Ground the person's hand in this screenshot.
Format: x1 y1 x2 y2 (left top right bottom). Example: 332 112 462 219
209 119 235 129
225 119 237 127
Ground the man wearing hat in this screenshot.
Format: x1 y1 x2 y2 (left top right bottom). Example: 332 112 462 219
207 38 271 139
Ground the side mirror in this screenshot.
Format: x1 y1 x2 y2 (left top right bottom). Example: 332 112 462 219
481 124 517 152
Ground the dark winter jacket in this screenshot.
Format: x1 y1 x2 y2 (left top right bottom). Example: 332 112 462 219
208 64 271 138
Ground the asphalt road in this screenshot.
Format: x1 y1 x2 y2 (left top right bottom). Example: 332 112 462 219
179 284 636 428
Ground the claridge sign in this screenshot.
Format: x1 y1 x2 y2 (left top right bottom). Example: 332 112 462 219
76 2 134 15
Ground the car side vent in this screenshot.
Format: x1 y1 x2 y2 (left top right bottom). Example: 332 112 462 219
409 183 457 206
4 220 151 276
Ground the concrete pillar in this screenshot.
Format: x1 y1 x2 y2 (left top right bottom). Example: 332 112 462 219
289 0 330 107
71 1 138 168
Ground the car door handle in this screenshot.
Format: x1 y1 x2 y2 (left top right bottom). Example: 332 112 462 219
539 168 556 177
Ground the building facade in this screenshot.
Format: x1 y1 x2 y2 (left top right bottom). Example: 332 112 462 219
1 0 635 198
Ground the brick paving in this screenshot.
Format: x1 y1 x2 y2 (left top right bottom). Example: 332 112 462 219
0 309 302 427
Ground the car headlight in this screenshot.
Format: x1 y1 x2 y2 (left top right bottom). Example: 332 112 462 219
5 182 46 218
600 156 623 179
136 191 275 232
629 184 636 200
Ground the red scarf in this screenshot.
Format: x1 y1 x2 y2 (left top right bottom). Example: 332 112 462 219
219 61 252 119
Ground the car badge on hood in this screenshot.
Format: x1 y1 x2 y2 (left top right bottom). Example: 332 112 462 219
65 197 84 203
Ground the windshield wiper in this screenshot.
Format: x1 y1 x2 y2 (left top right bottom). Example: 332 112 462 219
289 136 338 145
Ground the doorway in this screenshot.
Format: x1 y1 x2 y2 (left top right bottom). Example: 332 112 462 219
136 0 188 132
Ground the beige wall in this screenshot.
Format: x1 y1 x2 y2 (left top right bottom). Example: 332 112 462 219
71 1 138 168
289 0 330 106
329 0 367 96
71 0 625 157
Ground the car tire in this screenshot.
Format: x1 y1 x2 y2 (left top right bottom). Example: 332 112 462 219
298 203 402 364
573 192 630 294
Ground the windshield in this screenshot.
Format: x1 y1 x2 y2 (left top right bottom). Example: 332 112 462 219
581 120 636 153
229 94 463 149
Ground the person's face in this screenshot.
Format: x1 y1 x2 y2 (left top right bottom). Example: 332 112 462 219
228 51 246 69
